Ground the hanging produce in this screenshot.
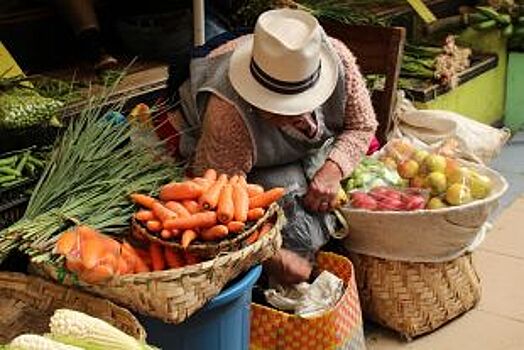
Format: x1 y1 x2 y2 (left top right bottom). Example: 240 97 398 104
0 95 180 265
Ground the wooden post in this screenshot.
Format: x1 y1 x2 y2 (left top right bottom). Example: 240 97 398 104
193 0 206 46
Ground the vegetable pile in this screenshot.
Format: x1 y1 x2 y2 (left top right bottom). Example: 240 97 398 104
342 156 404 192
131 169 284 248
0 148 48 189
5 308 155 350
350 187 428 211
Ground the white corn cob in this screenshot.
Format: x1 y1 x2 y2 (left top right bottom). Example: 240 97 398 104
9 334 82 350
49 309 144 350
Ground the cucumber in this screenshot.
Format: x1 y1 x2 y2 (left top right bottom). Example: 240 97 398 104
473 19 498 31
503 24 514 37
476 6 501 21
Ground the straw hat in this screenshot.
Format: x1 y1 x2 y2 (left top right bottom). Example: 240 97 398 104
229 9 338 116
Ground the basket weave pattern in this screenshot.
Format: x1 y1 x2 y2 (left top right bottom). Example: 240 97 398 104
0 272 146 343
250 252 366 350
37 205 284 324
350 253 481 339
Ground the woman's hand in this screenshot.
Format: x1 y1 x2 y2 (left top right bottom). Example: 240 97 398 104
304 160 342 213
263 249 312 285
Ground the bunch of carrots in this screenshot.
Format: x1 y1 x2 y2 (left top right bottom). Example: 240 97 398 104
54 225 202 284
130 169 284 248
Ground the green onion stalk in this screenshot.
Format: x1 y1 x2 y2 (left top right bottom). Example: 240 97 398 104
0 79 182 264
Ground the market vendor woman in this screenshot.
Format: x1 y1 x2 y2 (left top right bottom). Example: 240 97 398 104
175 9 377 284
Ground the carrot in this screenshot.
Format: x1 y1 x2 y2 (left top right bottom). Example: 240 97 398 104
233 183 249 222
181 229 198 249
160 229 172 239
165 201 191 217
245 230 259 245
135 209 155 222
200 225 229 241
80 238 106 270
217 184 235 223
164 211 217 230
227 221 245 233
116 255 131 275
152 202 177 222
164 248 185 269
66 258 84 274
247 208 265 221
171 229 181 238
193 178 213 192
55 230 78 255
182 200 200 214
159 181 203 202
229 175 239 185
125 244 151 273
134 247 152 268
184 252 201 265
149 243 166 271
130 193 157 209
203 169 218 181
247 184 264 197
199 174 228 209
249 187 285 209
79 264 114 284
258 223 273 238
146 220 163 232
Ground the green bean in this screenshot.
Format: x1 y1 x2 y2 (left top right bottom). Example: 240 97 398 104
0 166 21 177
0 177 28 188
16 152 29 173
0 155 18 166
27 155 45 168
0 175 17 185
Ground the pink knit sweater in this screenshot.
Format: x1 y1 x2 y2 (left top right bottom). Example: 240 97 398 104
191 37 378 177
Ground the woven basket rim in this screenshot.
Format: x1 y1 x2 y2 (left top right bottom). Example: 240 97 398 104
132 203 279 253
342 160 508 216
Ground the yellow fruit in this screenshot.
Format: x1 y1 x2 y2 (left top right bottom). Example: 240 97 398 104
447 167 470 185
413 150 430 164
426 172 447 195
424 154 447 173
381 157 397 170
445 157 460 177
427 197 448 209
469 172 492 199
410 175 427 188
398 160 420 179
446 184 472 206
388 139 414 161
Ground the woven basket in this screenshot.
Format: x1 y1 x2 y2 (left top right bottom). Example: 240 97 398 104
349 252 481 340
132 203 279 259
34 205 284 324
0 272 146 343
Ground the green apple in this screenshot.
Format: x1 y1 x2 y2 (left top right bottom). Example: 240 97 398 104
469 172 492 199
426 172 447 195
413 150 430 164
446 183 472 206
424 154 447 173
447 167 471 185
398 160 420 179
427 197 448 209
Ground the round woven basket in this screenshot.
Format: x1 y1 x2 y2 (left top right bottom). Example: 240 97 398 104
349 252 481 340
132 203 278 259
34 204 284 324
0 272 146 343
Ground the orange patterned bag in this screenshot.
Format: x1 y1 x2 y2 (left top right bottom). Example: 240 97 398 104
250 252 366 350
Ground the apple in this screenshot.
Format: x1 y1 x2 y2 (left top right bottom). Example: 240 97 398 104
424 154 447 173
410 175 427 188
427 197 448 209
412 149 430 164
388 139 415 161
426 172 447 195
445 158 460 177
398 160 420 179
447 167 470 185
446 184 472 206
469 171 492 199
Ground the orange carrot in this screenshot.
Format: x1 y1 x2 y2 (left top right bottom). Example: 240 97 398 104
124 244 151 273
135 209 155 222
164 211 217 230
164 248 185 269
181 229 198 249
193 178 213 192
246 184 264 197
258 223 273 238
184 252 201 265
79 264 114 284
149 243 166 271
66 258 84 274
134 247 152 268
249 188 285 209
233 183 249 222
152 202 177 222
247 208 265 221
217 184 235 223
200 225 229 241
227 221 245 233
55 230 78 255
159 181 204 201
146 220 163 232
229 175 239 185
171 229 181 238
116 256 131 275
182 200 200 214
245 230 259 245
130 193 157 209
160 229 172 239
80 238 105 270
199 174 228 209
165 201 191 217
203 169 218 181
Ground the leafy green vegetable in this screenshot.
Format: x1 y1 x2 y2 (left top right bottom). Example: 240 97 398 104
343 157 403 192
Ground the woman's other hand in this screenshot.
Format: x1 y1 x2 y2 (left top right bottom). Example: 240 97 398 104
304 160 342 213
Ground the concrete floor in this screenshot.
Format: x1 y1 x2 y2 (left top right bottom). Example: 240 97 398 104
365 132 524 350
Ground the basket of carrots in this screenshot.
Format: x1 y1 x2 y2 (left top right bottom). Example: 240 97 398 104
33 170 285 324
129 169 286 259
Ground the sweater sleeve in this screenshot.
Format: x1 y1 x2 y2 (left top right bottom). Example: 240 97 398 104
327 38 378 178
192 94 254 176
